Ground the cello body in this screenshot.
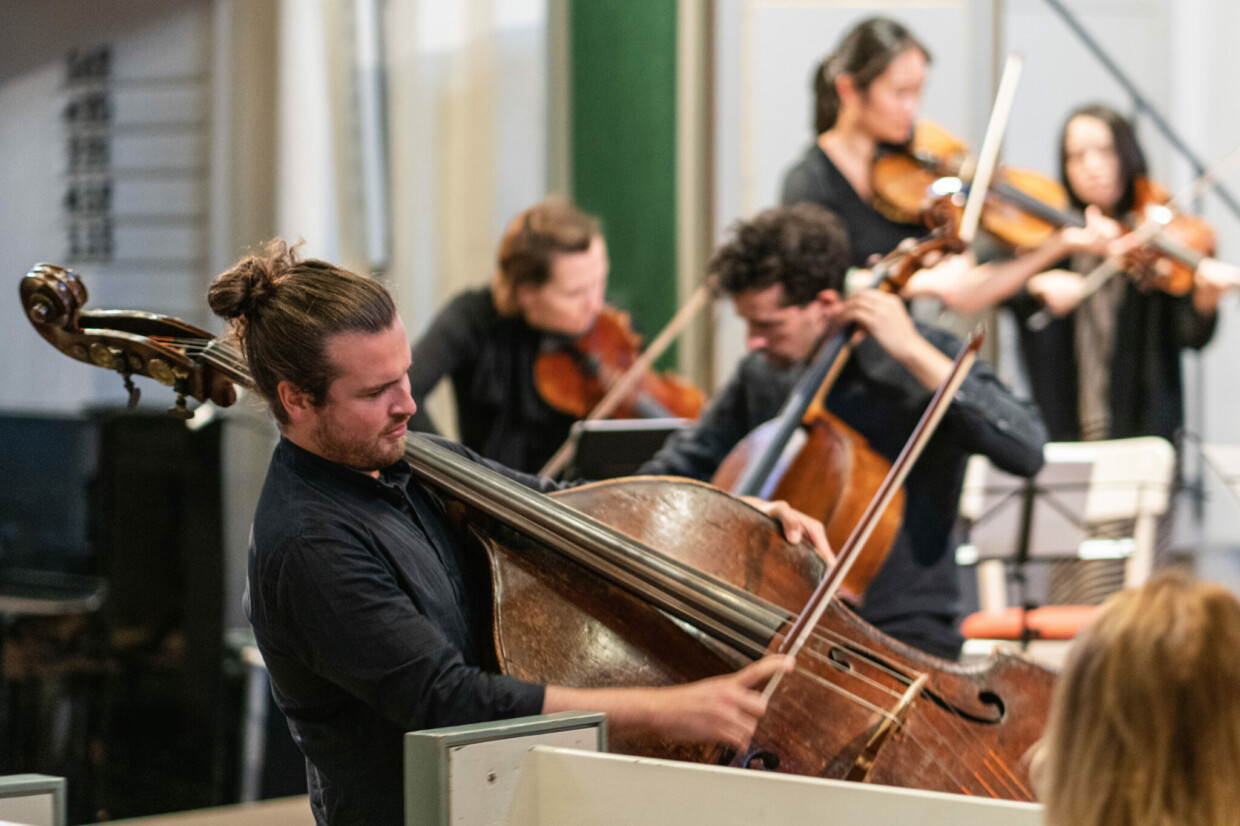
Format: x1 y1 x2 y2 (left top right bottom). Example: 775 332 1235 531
711 412 904 600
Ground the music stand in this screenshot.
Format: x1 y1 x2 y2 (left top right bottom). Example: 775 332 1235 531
563 418 689 480
960 460 1095 645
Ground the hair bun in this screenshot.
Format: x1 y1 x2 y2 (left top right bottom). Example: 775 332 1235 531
208 239 300 320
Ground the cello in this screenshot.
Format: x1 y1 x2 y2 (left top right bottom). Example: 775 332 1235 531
20 262 1055 798
711 201 967 598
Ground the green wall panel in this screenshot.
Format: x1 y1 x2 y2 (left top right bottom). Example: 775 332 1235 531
570 0 678 363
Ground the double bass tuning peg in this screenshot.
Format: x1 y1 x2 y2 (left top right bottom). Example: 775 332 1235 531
168 391 194 420
121 374 140 410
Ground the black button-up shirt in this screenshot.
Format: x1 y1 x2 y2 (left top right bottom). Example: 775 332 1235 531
246 436 551 825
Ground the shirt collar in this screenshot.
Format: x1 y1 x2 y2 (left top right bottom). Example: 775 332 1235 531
277 436 410 499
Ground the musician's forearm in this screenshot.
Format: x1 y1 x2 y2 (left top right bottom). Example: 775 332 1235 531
891 335 954 392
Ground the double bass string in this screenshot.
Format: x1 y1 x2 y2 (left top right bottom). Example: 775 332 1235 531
162 337 250 377
171 334 1019 797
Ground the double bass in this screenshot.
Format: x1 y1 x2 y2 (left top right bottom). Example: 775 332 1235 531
20 262 1054 798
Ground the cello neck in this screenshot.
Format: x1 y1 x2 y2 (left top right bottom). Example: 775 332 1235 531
730 331 850 497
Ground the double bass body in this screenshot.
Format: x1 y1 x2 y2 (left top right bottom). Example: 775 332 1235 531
465 475 1053 798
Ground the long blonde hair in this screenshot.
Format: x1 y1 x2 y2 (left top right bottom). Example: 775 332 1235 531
1034 569 1240 826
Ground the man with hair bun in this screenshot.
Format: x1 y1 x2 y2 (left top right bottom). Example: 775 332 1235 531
211 240 820 826
640 204 1047 660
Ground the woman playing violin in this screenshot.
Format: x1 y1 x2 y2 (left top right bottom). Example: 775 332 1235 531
781 17 932 266
910 104 1228 444
407 197 608 472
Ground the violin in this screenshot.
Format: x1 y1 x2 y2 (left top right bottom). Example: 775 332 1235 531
534 305 706 420
21 262 1056 799
873 122 1220 296
1121 178 1217 295
872 120 1081 249
711 203 967 599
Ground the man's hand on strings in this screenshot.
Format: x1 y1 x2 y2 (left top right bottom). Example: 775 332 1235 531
741 496 834 565
840 290 953 391
542 655 794 752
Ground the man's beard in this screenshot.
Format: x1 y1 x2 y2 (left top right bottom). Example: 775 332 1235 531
312 414 408 471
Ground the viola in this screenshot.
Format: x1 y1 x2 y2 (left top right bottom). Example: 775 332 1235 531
872 120 1080 249
21 262 1056 798
534 305 706 420
711 204 967 599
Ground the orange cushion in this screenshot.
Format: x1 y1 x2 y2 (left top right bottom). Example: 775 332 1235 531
961 605 1102 640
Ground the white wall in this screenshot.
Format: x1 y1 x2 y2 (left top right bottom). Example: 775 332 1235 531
1 0 213 414
383 0 550 433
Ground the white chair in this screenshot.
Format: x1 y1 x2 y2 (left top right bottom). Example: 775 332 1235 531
957 436 1175 664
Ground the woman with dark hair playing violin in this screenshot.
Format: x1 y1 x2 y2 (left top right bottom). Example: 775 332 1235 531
905 104 1240 606
908 103 1231 444
780 17 932 267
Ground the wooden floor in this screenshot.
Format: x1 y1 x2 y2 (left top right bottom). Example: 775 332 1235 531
95 797 313 826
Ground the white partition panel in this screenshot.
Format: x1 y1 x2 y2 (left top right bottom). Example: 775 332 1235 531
507 746 1042 826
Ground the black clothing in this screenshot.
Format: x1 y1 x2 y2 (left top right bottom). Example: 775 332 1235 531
780 142 926 267
1007 277 1217 443
639 323 1047 658
408 287 577 473
246 436 553 826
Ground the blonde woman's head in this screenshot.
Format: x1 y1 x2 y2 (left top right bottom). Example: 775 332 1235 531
1034 569 1240 826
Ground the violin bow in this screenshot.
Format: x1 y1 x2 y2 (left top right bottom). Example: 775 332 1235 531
538 281 714 478
1028 137 1240 331
958 53 1024 245
761 329 985 700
